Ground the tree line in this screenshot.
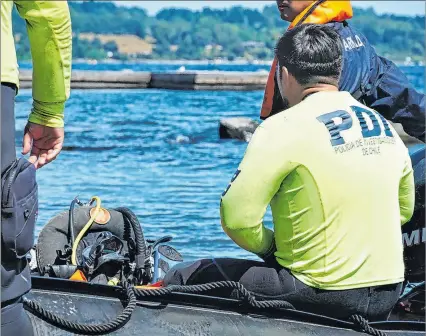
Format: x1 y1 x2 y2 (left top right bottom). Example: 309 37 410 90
12 1 425 62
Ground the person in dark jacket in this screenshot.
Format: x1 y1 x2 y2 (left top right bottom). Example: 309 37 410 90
261 0 425 142
1 2 71 335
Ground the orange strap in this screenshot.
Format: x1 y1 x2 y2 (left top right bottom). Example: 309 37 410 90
69 269 87 282
136 280 164 289
260 0 353 119
260 57 278 120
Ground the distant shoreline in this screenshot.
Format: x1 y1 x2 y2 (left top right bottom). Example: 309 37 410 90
72 58 274 66
71 58 424 67
19 59 424 69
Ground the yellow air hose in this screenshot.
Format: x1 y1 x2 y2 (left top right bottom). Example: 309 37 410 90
71 196 102 265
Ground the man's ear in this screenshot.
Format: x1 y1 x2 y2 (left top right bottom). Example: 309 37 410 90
283 66 300 89
281 65 289 85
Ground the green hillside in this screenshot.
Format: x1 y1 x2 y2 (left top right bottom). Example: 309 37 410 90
12 1 425 62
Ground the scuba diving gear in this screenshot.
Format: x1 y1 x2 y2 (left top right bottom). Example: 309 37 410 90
34 196 182 287
53 196 84 265
80 231 128 277
152 243 183 283
87 232 123 255
71 196 102 265
43 265 78 279
35 197 150 285
116 207 149 284
68 197 83 248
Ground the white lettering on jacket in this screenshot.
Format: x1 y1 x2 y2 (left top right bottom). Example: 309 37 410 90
342 35 365 51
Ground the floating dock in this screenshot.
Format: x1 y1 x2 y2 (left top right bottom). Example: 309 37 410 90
19 70 268 91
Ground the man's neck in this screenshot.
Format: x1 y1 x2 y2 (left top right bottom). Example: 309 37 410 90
301 84 339 101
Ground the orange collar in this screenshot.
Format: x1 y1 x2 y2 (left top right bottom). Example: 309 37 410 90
260 1 353 120
290 0 353 28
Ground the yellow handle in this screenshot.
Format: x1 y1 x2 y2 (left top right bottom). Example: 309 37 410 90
71 196 102 265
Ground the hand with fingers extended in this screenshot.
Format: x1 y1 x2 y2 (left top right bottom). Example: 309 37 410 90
22 122 64 169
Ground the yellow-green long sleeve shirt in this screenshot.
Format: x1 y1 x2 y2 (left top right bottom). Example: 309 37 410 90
220 91 414 290
1 1 72 127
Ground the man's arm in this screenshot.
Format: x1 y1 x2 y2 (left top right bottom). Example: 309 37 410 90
220 124 291 258
366 55 425 143
15 1 72 128
399 149 415 225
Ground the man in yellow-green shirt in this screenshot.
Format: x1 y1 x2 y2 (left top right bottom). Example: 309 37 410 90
1 2 71 334
165 24 414 321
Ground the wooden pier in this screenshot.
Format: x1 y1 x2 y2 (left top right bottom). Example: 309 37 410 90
19 70 268 91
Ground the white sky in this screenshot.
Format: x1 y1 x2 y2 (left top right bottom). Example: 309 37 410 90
114 1 425 16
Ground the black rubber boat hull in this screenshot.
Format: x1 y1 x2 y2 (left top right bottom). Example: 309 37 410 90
26 277 425 335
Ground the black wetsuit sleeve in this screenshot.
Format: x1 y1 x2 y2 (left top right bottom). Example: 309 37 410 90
364 56 425 143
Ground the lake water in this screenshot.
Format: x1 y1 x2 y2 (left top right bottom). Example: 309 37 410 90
14 63 424 261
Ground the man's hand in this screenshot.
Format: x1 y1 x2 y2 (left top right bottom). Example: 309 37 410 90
22 122 64 169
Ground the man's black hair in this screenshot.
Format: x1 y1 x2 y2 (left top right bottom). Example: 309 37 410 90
275 24 343 86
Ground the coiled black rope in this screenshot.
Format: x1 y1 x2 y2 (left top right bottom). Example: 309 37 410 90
23 282 136 335
133 281 387 336
23 279 387 336
134 280 295 309
350 315 388 336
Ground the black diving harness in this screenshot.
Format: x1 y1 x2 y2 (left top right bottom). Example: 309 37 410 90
23 196 411 336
